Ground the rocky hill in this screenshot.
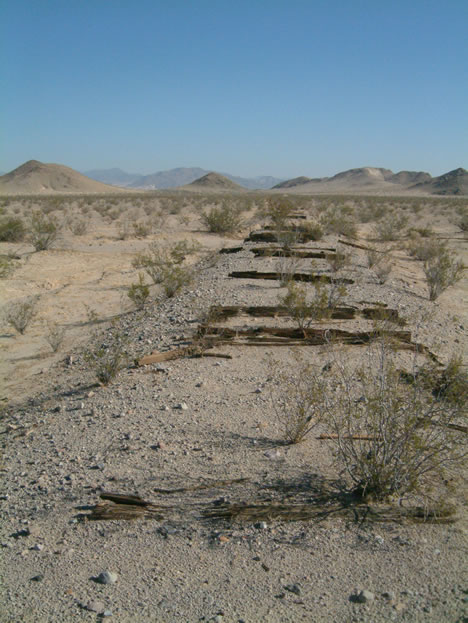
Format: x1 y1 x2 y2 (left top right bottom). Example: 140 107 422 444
0 160 127 194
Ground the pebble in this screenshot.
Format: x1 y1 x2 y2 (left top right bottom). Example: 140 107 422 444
31 543 43 551
86 600 106 613
284 583 301 595
356 589 375 603
255 521 268 530
174 402 188 410
95 570 118 585
264 449 281 460
382 591 396 601
30 574 44 582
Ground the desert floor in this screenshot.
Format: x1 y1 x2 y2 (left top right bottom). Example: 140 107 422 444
0 192 467 622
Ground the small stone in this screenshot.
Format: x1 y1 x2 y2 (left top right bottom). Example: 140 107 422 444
356 590 375 603
255 521 268 530
284 584 301 595
95 570 118 585
86 600 106 613
161 406 169 411
382 591 396 601
174 402 188 410
30 574 44 582
254 388 262 393
195 382 204 387
264 449 280 460
31 543 43 551
102 610 113 617
374 535 384 545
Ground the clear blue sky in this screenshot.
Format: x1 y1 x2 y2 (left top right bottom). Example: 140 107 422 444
1 0 467 178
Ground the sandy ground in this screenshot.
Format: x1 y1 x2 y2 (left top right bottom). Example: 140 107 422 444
0 193 467 622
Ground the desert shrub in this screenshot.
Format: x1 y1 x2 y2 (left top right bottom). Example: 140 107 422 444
276 254 304 287
280 279 346 330
0 217 26 242
3 296 38 334
305 340 467 500
298 221 324 241
127 273 150 309
133 241 196 297
84 329 129 385
28 211 58 251
268 355 324 444
133 220 152 238
320 209 357 237
406 235 443 262
423 248 464 301
44 322 65 352
0 255 15 278
117 219 131 240
265 199 295 229
357 203 387 223
202 204 243 233
69 219 88 236
373 213 408 241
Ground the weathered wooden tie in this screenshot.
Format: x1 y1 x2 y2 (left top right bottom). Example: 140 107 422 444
229 270 354 284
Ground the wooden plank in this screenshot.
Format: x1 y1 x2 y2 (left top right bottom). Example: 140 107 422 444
229 271 354 284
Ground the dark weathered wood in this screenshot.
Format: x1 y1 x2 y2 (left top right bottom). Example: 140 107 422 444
206 305 405 324
219 246 244 254
100 493 151 506
199 325 412 343
251 247 336 259
246 229 323 243
229 270 354 284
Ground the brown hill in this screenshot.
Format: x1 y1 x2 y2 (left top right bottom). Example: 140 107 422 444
0 160 129 194
411 168 468 196
273 176 317 189
184 172 245 191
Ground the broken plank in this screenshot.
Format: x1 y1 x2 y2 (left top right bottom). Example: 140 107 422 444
229 271 354 284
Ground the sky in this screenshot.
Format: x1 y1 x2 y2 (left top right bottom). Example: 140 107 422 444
1 0 467 178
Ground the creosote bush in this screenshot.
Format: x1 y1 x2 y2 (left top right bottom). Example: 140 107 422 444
280 279 347 330
0 216 26 242
29 211 59 251
282 339 467 500
3 296 39 334
84 328 129 385
133 240 199 298
44 322 66 352
423 247 464 300
202 204 243 233
127 273 150 309
268 354 324 444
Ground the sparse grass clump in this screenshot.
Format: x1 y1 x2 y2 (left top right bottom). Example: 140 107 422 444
373 213 408 241
3 296 39 334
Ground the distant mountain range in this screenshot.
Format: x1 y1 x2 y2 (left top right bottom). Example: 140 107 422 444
83 167 285 190
1 161 466 195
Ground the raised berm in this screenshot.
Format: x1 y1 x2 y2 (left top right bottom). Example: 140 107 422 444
0 160 129 194
183 171 246 192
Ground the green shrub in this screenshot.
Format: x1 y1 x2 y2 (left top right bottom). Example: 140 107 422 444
84 330 129 385
127 273 150 309
424 248 464 300
29 211 58 251
202 205 243 233
268 354 324 444
0 217 26 242
297 340 467 500
3 296 38 334
373 213 408 241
